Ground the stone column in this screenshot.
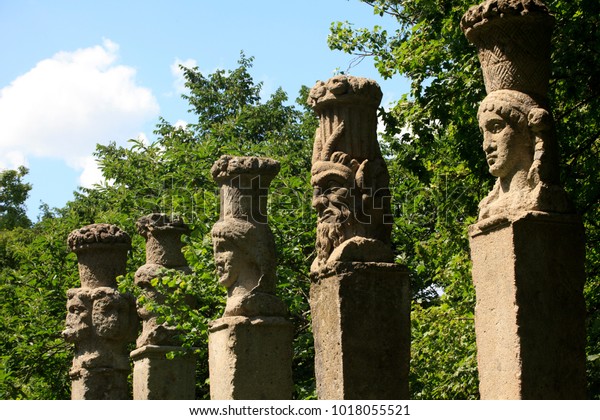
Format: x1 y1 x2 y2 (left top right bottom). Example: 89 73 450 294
63 224 137 400
461 0 587 399
307 76 410 399
131 213 197 400
208 155 293 400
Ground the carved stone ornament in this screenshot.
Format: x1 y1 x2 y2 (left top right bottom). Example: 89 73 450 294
461 0 572 222
67 223 132 289
461 0 554 98
63 287 137 374
211 155 286 318
308 75 394 273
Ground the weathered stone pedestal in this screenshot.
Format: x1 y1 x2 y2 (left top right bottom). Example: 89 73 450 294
469 212 587 399
131 345 197 400
70 367 129 400
310 262 410 400
208 316 294 400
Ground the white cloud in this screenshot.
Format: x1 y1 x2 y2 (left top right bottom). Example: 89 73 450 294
171 58 198 94
0 39 159 182
0 151 28 170
76 156 104 188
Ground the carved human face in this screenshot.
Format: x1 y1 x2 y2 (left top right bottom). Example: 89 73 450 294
312 175 352 224
479 110 532 178
63 293 92 341
213 237 243 288
92 292 130 339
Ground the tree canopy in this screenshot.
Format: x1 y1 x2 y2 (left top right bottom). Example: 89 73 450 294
0 166 32 230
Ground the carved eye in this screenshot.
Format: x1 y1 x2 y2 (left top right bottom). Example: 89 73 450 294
487 120 506 134
69 305 84 315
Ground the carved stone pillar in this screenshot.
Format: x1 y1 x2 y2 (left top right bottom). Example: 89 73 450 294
308 76 410 399
131 213 197 400
63 224 137 400
208 155 293 400
462 0 587 399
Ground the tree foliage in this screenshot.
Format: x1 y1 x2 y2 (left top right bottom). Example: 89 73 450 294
0 166 32 230
330 0 600 399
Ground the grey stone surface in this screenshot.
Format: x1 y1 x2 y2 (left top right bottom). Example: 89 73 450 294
208 316 293 400
134 213 192 348
469 213 587 399
131 214 197 400
310 262 410 400
461 0 570 221
131 345 197 400
308 76 393 274
463 1 587 399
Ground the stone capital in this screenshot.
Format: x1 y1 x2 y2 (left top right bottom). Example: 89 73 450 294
461 0 554 98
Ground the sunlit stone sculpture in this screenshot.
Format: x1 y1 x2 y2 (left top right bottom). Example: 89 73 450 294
307 76 410 399
208 155 293 399
462 0 586 399
309 75 394 273
130 213 196 400
64 224 137 399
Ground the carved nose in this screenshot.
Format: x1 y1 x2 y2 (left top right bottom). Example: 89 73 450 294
483 135 495 153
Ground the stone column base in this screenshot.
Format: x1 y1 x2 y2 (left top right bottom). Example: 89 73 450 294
310 261 411 400
130 345 197 400
208 316 294 400
70 367 129 400
469 212 587 399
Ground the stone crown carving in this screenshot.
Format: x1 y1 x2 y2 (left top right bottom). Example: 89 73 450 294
461 0 554 98
211 155 280 183
136 213 189 238
308 75 383 111
68 223 131 252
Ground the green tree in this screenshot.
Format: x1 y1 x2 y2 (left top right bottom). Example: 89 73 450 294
330 0 600 398
0 166 32 230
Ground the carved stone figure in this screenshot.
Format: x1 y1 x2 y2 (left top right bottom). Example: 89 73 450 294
307 76 410 399
64 224 137 399
463 0 587 399
67 223 131 289
210 155 286 318
208 155 293 399
308 75 394 273
134 213 191 347
461 0 570 221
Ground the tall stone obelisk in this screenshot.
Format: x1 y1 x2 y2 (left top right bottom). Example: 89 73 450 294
208 155 293 400
308 75 410 399
462 0 587 399
63 224 138 399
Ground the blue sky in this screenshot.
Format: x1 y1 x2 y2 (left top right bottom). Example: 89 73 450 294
0 0 409 220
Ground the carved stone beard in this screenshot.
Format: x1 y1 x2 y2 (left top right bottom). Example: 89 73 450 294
314 193 354 268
